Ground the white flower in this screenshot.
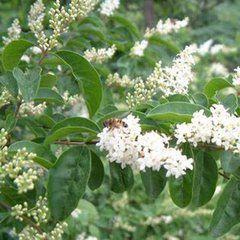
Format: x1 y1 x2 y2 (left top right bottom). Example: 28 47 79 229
175 104 240 153
100 0 120 16
20 55 30 63
31 46 42 54
98 115 193 178
145 17 189 38
2 19 21 45
84 45 117 63
208 63 229 76
197 39 213 56
233 66 240 86
130 40 148 57
19 101 47 116
97 114 141 168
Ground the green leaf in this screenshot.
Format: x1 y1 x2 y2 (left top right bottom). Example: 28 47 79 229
109 162 134 193
35 88 63 104
140 168 167 199
204 78 233 98
88 151 104 190
191 151 218 207
2 40 33 71
40 73 57 88
8 141 55 168
169 170 193 208
5 112 17 132
55 51 102 117
193 92 209 107
220 151 240 173
110 14 140 38
167 94 190 102
0 72 18 97
147 102 210 123
48 147 91 221
221 94 238 113
210 178 240 237
13 67 42 102
44 117 100 145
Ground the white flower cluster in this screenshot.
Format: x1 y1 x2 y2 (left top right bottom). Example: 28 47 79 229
28 0 98 51
175 104 240 153
19 101 47 117
100 0 120 16
1 148 43 193
127 45 196 107
208 62 229 76
130 40 149 57
62 91 82 107
233 66 240 87
2 19 21 45
11 196 48 225
83 45 117 63
113 216 136 232
19 222 67 240
106 73 133 88
197 39 236 56
0 89 12 108
145 215 173 226
0 129 8 148
145 17 189 38
97 115 193 178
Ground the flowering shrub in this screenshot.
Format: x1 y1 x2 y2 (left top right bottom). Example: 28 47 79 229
0 0 239 239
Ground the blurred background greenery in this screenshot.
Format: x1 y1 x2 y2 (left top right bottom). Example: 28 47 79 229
0 0 240 239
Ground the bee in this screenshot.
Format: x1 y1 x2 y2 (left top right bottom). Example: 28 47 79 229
103 118 128 130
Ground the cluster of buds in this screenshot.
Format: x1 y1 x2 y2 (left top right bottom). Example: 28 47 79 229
100 0 120 16
19 101 47 117
2 19 21 45
28 0 99 51
2 148 42 193
62 91 82 108
11 202 28 221
106 73 133 88
83 45 117 63
0 89 12 108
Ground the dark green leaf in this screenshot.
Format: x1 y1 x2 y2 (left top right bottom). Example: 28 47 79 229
47 147 91 221
221 94 238 113
193 92 209 107
55 51 102 117
5 112 17 132
13 67 42 102
191 151 218 207
2 40 33 71
167 94 190 102
169 170 193 208
109 162 134 193
88 151 104 190
210 178 240 237
141 168 167 199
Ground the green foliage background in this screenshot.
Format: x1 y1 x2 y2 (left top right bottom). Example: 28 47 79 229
0 0 240 240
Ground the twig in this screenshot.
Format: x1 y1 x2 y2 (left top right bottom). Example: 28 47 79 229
218 171 230 180
54 140 99 146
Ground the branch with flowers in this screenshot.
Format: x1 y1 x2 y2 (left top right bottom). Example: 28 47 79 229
0 0 239 239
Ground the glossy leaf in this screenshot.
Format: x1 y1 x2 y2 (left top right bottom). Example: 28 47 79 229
109 162 134 193
141 168 167 199
2 40 33 71
35 88 63 104
48 147 91 221
55 51 102 117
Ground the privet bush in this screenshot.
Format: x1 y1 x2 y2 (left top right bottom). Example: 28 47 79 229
0 0 239 239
